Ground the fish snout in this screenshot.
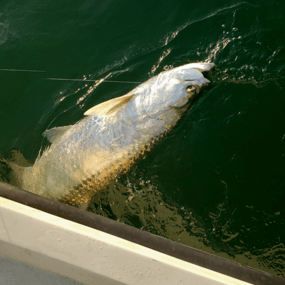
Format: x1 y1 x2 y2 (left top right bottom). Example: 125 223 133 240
201 78 210 88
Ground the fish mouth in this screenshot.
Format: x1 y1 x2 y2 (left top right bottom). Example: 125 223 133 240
200 80 211 89
198 81 212 95
194 63 215 91
192 62 215 73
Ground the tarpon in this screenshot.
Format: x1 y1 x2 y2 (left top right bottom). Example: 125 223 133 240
15 62 214 207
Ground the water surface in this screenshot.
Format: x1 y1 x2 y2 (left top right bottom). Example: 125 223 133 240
0 0 284 277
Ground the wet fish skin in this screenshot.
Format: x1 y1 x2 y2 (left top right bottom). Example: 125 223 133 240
19 62 214 206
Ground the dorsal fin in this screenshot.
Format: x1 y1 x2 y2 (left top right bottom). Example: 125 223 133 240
84 93 134 117
43 125 71 144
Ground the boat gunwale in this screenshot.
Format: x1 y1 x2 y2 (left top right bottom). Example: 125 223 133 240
0 181 284 285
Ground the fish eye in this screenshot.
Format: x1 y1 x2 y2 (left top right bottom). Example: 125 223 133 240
186 85 195 93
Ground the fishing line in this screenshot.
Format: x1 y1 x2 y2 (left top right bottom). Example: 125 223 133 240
0 69 141 83
43 78 142 84
0 68 46 73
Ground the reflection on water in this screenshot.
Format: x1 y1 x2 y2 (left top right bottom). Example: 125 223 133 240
90 173 285 277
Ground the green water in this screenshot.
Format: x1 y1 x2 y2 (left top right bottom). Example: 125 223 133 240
0 0 284 277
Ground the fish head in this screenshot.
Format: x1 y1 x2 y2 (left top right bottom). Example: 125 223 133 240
140 62 214 119
163 62 214 108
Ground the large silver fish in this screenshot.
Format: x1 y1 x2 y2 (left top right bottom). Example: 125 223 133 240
16 62 214 206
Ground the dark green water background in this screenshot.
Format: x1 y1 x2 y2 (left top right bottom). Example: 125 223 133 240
0 0 285 278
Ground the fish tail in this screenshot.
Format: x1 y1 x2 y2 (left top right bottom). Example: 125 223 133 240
1 150 32 189
8 161 26 187
0 154 10 183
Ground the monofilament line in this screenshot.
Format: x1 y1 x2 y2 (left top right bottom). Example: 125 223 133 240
0 69 46 73
44 78 141 84
0 69 140 83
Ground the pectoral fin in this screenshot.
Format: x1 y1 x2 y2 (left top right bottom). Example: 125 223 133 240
84 93 134 117
43 125 72 144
